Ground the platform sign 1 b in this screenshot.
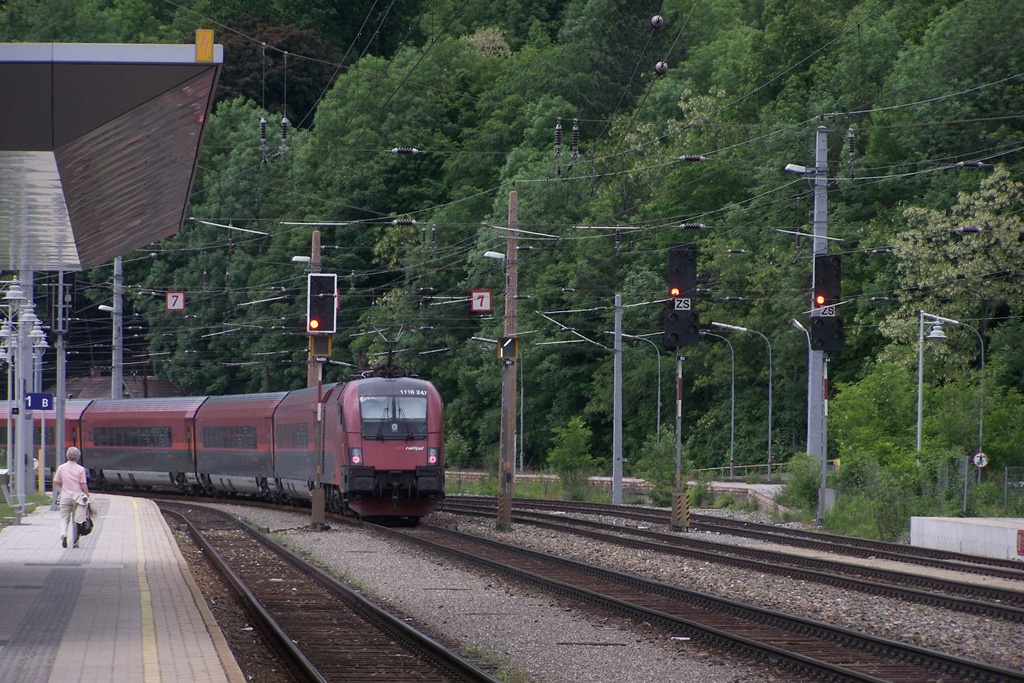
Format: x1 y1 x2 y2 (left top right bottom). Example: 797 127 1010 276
26 392 54 410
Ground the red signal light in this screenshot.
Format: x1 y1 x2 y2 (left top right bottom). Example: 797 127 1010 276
669 286 682 298
814 293 826 306
309 318 321 331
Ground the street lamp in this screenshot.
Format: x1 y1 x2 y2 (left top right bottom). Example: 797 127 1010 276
710 322 773 479
621 333 661 441
700 330 735 478
792 316 831 522
916 311 984 455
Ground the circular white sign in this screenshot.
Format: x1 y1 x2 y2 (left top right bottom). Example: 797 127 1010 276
973 452 988 468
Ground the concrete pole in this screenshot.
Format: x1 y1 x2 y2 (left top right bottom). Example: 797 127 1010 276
670 349 688 531
612 294 622 505
16 273 33 507
809 125 830 524
111 257 123 399
497 191 518 531
307 230 326 527
53 269 67 510
307 230 321 389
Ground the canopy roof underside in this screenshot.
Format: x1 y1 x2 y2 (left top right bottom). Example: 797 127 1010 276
0 43 222 272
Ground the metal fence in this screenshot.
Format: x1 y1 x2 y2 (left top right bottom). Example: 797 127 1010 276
1005 466 1024 508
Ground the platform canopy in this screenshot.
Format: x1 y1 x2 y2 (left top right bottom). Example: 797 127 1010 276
0 41 222 272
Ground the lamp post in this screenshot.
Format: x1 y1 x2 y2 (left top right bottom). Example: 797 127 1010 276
916 311 983 454
791 317 812 452
700 331 734 477
711 322 772 479
792 316 830 521
622 333 662 441
916 311 984 513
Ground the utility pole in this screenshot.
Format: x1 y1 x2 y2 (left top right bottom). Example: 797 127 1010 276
112 257 123 398
16 273 34 501
497 191 518 531
670 349 687 531
53 269 69 510
612 294 622 504
307 230 327 529
808 125 831 524
307 230 322 388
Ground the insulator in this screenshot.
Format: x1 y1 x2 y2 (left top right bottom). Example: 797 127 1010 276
555 118 563 176
259 117 268 163
571 119 580 159
431 224 436 247
349 270 356 293
651 15 664 29
654 61 668 76
392 218 417 225
679 154 706 162
421 225 426 246
279 117 289 153
847 127 856 179
390 147 421 154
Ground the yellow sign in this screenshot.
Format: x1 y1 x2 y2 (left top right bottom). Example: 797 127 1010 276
195 29 215 63
498 337 518 360
310 335 332 359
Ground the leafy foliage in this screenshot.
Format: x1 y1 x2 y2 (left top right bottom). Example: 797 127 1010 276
6 0 1024 524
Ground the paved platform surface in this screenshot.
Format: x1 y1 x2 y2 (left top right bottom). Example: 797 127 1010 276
0 494 244 683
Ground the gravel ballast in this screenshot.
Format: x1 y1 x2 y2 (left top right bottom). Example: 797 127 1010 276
198 502 1023 681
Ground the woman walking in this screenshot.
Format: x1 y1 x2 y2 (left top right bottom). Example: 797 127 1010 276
53 446 89 548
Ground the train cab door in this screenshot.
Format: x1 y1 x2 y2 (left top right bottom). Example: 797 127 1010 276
319 384 344 487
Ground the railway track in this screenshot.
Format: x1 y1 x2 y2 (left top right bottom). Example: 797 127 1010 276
159 501 499 683
380 522 1024 683
442 499 1024 622
445 496 1024 581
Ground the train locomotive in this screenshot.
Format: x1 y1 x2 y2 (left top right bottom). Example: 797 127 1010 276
4 376 445 520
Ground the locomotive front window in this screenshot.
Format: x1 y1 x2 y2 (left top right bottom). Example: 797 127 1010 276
359 395 428 440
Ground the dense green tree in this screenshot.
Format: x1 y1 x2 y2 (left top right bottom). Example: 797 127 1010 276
4 0 1024 505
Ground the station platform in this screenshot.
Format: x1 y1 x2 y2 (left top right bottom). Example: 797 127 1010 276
0 494 244 683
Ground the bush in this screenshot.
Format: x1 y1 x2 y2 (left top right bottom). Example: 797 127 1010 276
630 428 688 507
444 430 471 469
775 454 820 512
688 478 715 508
546 416 597 500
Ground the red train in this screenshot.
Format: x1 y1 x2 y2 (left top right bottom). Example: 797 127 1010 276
1 376 445 520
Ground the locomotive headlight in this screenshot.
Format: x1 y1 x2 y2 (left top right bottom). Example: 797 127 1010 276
427 447 439 465
349 447 362 465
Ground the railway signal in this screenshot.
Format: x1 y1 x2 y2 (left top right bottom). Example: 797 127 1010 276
664 243 699 348
811 254 843 351
307 273 337 334
813 254 841 309
810 316 844 352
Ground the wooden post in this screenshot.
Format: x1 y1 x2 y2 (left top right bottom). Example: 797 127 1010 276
497 191 518 531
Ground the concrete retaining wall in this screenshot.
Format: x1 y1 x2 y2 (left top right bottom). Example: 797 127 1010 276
910 516 1024 561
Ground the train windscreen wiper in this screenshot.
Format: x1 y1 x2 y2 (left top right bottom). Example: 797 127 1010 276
375 405 390 440
397 408 416 440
